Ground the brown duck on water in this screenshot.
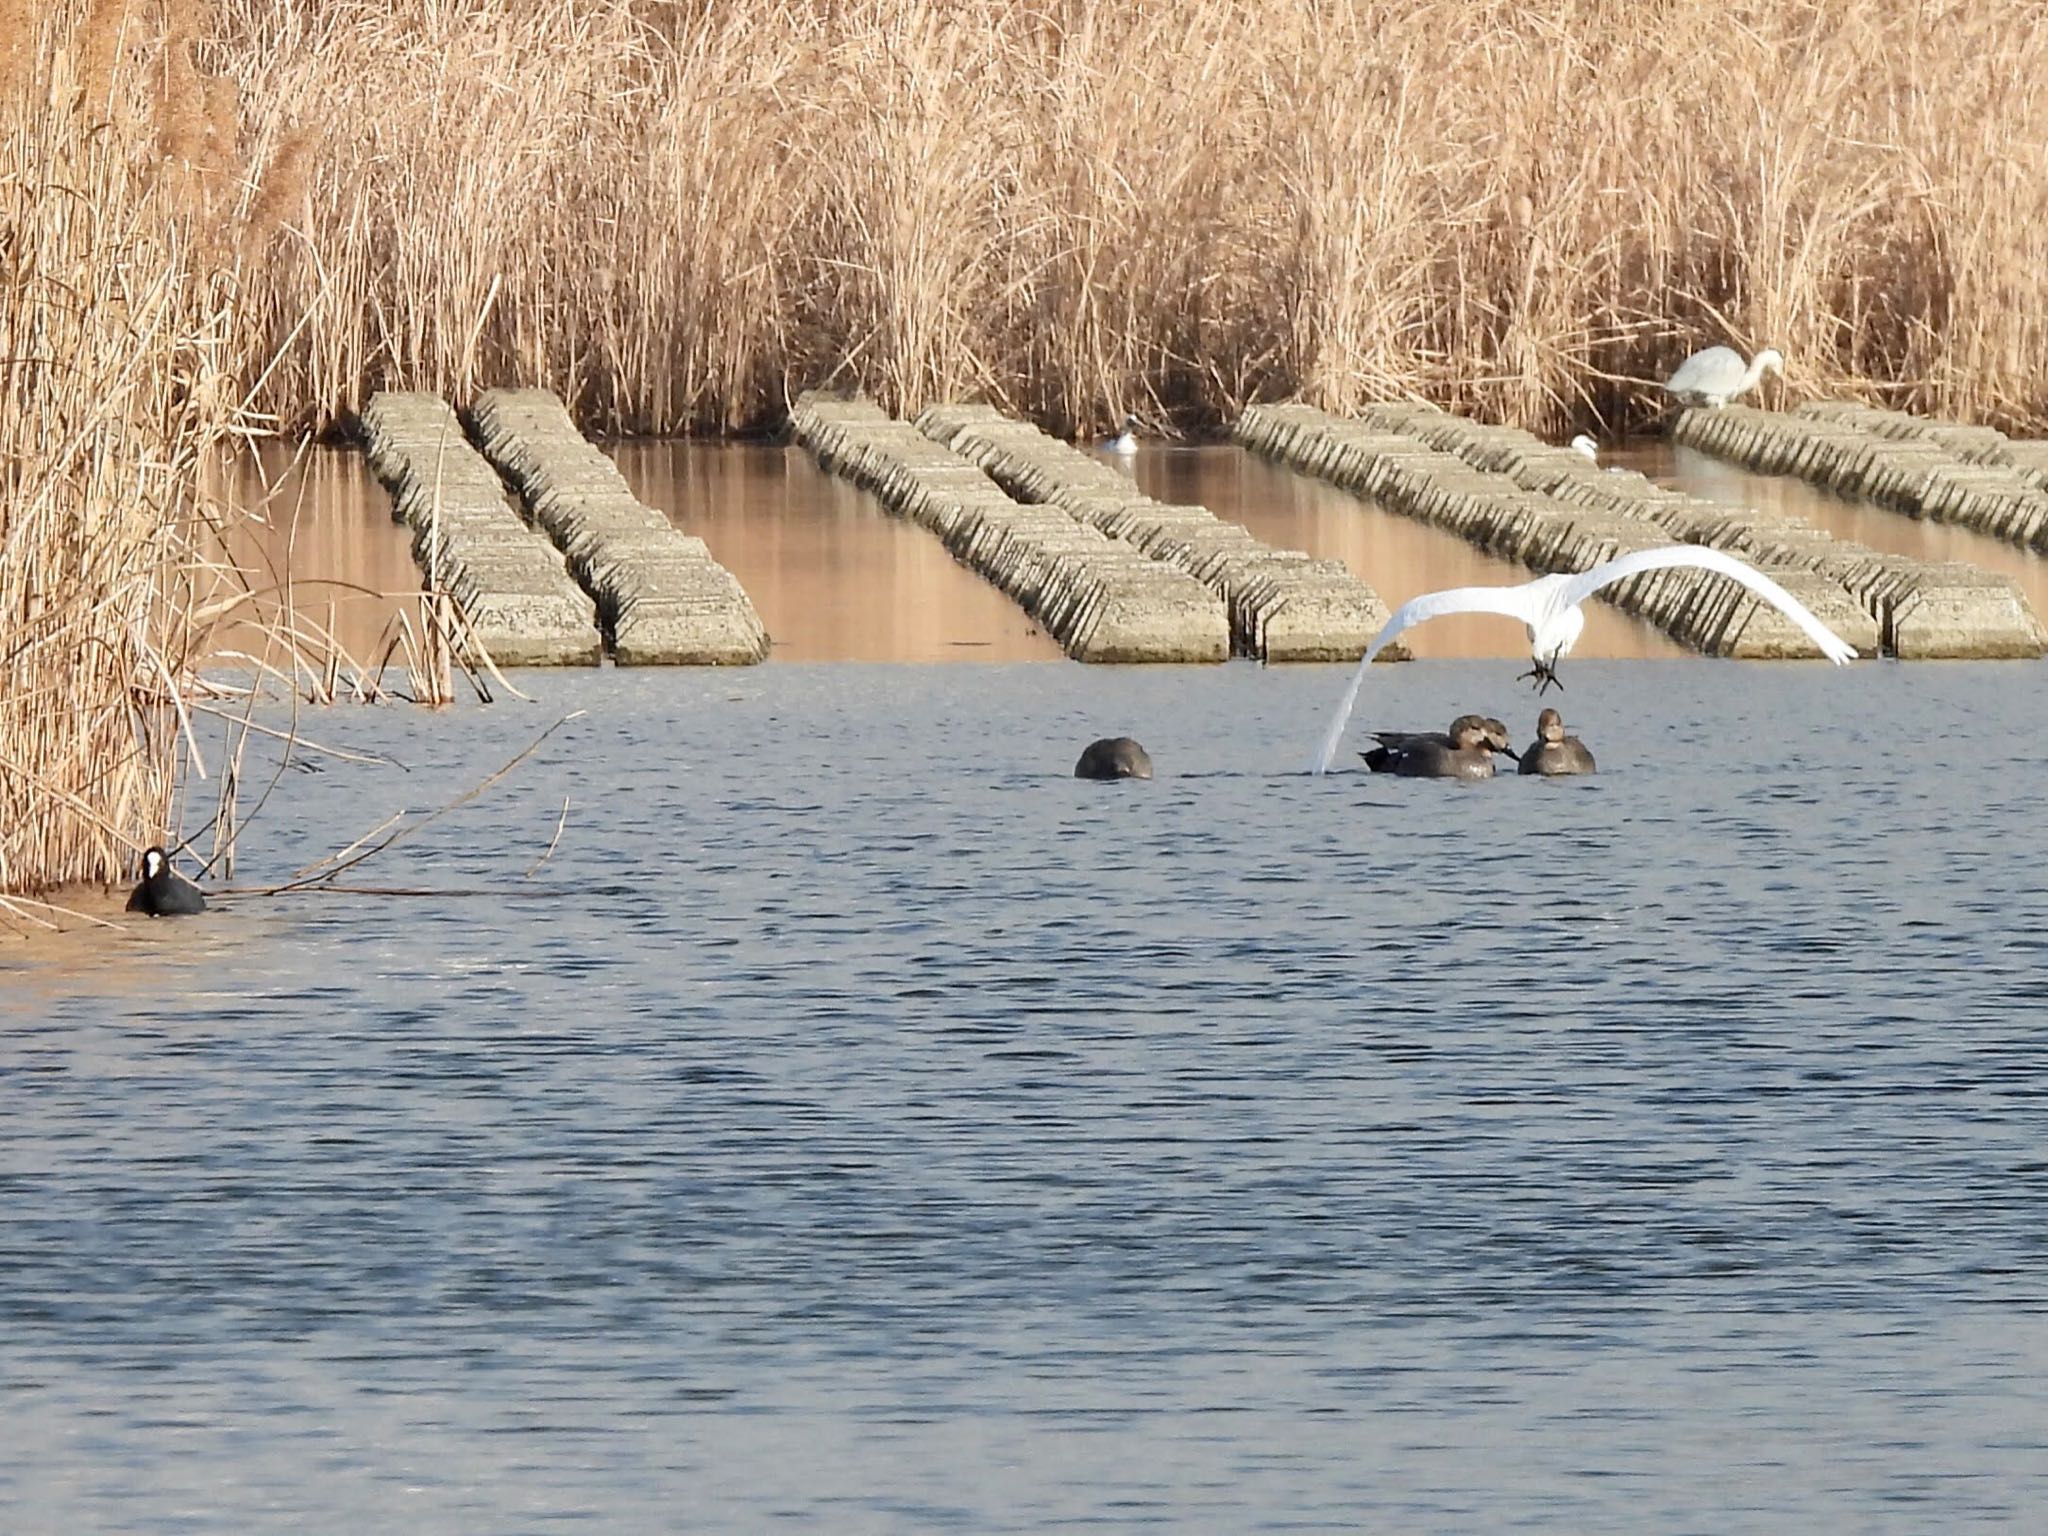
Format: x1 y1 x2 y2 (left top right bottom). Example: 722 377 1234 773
1517 708 1596 776
1360 715 1514 780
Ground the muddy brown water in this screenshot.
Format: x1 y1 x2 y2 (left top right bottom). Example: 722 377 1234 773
207 435 2048 666
610 442 1061 662
1131 444 1685 658
207 443 428 665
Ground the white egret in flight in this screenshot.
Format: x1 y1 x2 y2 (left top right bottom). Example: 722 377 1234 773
1664 346 1783 408
1312 545 1859 774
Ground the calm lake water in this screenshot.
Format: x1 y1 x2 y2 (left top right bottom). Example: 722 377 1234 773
6 655 2048 1531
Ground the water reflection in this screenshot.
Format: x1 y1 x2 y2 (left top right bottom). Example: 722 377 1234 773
204 436 2048 672
613 443 1062 663
207 444 421 663
1131 445 1686 659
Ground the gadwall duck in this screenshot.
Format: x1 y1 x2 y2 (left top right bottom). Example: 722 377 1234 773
1517 708 1596 776
1361 716 1505 780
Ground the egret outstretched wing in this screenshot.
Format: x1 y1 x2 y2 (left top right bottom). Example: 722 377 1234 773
1559 545 1859 664
1311 584 1544 774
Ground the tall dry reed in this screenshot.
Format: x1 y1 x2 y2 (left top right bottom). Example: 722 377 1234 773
0 2 246 894
198 0 2048 437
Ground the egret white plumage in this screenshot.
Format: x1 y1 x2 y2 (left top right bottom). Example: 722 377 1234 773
1664 346 1783 408
1312 545 1859 775
1569 433 1599 462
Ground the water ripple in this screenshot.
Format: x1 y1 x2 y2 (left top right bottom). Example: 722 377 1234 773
5 660 2048 1530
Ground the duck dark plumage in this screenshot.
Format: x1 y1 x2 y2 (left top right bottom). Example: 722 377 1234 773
1517 709 1596 776
1074 737 1153 780
1362 715 1514 779
126 846 207 916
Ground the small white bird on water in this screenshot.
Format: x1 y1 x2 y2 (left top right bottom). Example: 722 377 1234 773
1107 413 1140 455
1312 544 1859 775
1664 345 1783 408
1569 433 1599 462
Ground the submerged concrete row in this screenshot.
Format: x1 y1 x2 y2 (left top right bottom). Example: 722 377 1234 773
1797 401 2048 490
916 404 1397 663
1235 403 1880 659
358 392 601 665
1364 405 2041 660
792 394 1228 663
467 390 768 665
1675 405 2048 551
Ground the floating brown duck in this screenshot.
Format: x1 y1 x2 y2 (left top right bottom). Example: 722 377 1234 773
1517 709 1596 776
1361 716 1511 780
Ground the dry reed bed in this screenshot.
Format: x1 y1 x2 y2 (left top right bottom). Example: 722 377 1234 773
7 0 2048 890
207 0 2048 437
0 1 258 894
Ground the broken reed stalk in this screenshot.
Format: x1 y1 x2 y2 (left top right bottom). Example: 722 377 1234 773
256 710 586 895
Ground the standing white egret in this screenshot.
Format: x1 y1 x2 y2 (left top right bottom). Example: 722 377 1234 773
1664 346 1783 408
1569 433 1599 462
1311 545 1859 775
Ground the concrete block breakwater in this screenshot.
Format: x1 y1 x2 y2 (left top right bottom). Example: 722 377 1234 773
1676 404 2048 552
916 404 1399 663
1235 403 1884 659
1797 402 2048 487
791 394 1228 663
467 390 768 665
358 392 601 665
1361 405 2040 660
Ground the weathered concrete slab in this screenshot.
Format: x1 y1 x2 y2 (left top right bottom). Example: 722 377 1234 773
466 390 768 665
1797 402 2048 491
1678 404 2048 553
358 392 601 666
916 405 1399 662
1235 403 1886 660
793 395 1228 663
1382 406 2048 659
